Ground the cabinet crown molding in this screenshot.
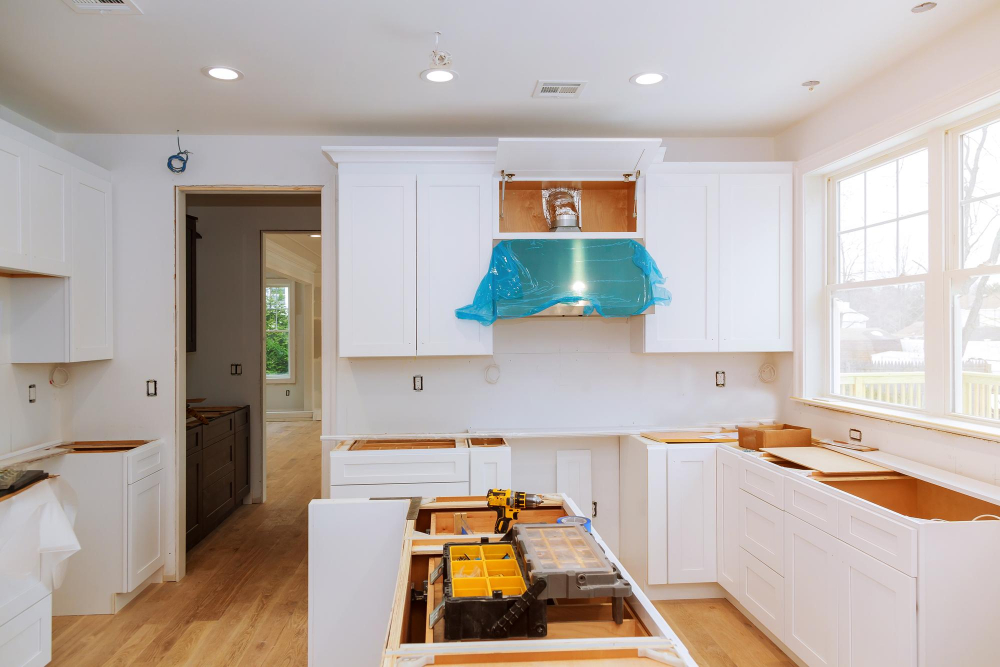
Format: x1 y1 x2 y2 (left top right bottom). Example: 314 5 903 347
322 145 497 165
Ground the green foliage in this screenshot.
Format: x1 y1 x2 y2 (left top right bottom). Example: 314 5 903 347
266 286 290 377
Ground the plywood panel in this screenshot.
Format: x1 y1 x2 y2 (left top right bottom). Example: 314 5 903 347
761 447 890 475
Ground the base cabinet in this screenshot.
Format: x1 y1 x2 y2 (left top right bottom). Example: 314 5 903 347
739 548 784 640
784 515 839 667
127 469 164 591
716 447 740 597
0 594 51 667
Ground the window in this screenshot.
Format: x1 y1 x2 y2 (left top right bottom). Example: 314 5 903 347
824 108 1000 426
830 148 929 409
265 280 294 382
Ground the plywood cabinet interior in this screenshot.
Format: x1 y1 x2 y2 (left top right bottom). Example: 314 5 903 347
337 166 493 358
633 164 792 353
497 180 639 237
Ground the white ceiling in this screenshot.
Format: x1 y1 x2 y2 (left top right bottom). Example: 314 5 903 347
0 0 995 137
267 233 322 270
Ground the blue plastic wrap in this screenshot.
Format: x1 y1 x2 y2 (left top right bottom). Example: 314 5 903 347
456 239 671 325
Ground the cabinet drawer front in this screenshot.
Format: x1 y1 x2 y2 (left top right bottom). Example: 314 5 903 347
186 427 203 455
838 501 916 576
234 407 250 430
784 476 838 537
739 548 784 641
127 441 164 484
0 594 51 667
739 458 783 508
330 451 468 485
202 435 236 484
204 414 236 444
328 481 469 500
739 490 784 575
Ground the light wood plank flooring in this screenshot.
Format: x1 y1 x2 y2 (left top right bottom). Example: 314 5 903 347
51 421 793 666
51 420 321 666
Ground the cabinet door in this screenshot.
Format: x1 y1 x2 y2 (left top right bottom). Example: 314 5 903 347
838 541 916 667
717 447 740 597
556 449 592 519
666 445 717 583
186 450 203 549
28 150 72 276
740 548 784 640
337 172 416 357
127 468 164 591
718 173 792 351
0 134 30 271
416 173 493 356
234 426 251 500
785 515 839 667
640 174 719 352
70 169 113 360
469 447 511 495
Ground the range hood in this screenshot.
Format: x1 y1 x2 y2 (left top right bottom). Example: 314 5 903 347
456 239 670 324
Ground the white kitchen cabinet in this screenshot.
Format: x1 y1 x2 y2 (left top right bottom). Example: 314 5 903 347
27 149 72 277
634 163 792 353
69 169 113 360
838 540 916 667
784 514 839 667
469 446 512 495
718 173 792 351
0 134 30 271
416 173 492 356
716 446 740 597
738 489 784 575
556 449 593 521
666 445 716 584
337 172 417 357
636 173 718 352
0 593 51 667
127 468 164 591
739 548 784 640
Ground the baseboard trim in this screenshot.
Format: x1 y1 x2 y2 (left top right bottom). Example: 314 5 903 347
265 410 314 422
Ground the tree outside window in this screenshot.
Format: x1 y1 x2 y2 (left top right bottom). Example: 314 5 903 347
266 281 294 382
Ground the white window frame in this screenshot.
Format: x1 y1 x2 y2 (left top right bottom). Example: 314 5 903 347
821 104 1000 427
265 279 296 384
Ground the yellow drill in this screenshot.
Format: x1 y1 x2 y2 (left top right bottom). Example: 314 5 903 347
487 489 544 534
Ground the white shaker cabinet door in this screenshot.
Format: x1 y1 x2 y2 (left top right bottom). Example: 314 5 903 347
70 169 113 361
416 173 493 356
127 468 164 592
666 445 717 583
716 447 741 597
337 172 417 357
837 540 916 667
0 134 30 271
640 173 719 352
785 514 839 667
28 149 72 277
718 173 792 351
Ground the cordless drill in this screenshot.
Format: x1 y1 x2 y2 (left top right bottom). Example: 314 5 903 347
486 489 543 534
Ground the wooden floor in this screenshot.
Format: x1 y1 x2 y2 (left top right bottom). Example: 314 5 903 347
51 420 321 666
51 420 793 666
656 599 796 667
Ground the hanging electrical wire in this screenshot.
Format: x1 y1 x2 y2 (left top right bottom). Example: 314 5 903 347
167 131 192 173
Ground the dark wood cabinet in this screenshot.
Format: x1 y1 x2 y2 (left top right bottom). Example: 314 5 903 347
186 405 250 550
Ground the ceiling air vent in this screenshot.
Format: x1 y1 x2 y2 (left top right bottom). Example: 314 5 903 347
532 81 587 99
62 0 142 14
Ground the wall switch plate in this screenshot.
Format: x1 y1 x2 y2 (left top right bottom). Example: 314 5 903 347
236 364 242 375
848 428 862 442
285 389 290 396
716 371 726 387
231 364 238 375
28 384 36 403
146 380 157 397
413 375 423 391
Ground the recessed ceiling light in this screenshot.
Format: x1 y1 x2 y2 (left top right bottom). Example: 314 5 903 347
310 234 321 238
420 68 457 83
911 2 936 13
630 72 665 86
802 80 820 91
201 66 243 81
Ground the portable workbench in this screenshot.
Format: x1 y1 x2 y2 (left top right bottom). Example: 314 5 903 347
308 493 696 666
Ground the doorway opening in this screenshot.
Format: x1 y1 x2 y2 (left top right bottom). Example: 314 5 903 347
180 190 321 560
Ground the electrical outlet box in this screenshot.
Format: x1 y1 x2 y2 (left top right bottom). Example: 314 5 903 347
716 371 726 387
146 380 157 397
413 375 423 391
849 428 862 442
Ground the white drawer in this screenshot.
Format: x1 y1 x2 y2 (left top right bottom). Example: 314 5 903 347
328 481 469 500
0 594 51 667
784 476 838 537
739 490 784 575
127 441 164 484
330 450 469 486
739 548 784 641
838 500 917 576
739 457 784 509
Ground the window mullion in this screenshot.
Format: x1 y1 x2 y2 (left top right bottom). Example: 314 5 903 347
924 129 947 416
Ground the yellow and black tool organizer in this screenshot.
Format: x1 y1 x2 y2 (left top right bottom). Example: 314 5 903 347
428 539 548 641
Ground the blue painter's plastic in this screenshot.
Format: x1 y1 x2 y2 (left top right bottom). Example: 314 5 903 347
557 516 592 532
456 239 671 325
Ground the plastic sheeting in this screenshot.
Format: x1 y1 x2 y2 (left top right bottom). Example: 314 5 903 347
456 239 671 325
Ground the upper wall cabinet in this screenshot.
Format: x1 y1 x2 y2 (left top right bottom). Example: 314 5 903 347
0 134 30 271
70 169 113 360
28 149 73 276
633 163 792 353
333 161 494 358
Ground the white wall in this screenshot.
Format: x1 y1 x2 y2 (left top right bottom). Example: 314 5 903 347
187 206 319 476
